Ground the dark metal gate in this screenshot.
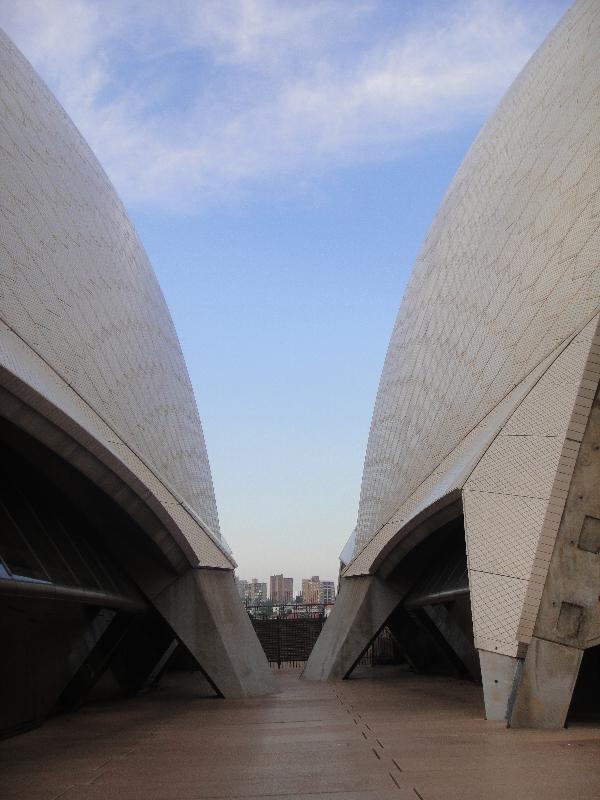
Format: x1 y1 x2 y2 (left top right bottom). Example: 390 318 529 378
246 604 327 667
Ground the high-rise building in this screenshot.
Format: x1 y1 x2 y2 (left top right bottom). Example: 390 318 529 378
270 574 294 603
237 578 249 601
284 577 294 603
247 578 268 604
301 576 321 605
320 581 335 605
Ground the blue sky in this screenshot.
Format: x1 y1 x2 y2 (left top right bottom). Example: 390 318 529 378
0 0 571 590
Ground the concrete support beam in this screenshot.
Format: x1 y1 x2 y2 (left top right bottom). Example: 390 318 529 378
509 388 600 728
424 603 481 681
105 609 180 696
386 606 445 673
153 568 276 698
478 650 520 721
142 639 179 690
61 611 136 710
302 575 404 681
1 603 115 735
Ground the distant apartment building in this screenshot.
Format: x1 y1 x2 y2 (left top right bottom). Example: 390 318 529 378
235 577 267 604
320 581 335 605
235 576 249 601
284 577 293 603
248 578 268 604
301 576 321 605
270 574 293 603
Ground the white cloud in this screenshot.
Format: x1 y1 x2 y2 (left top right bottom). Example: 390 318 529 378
0 0 569 211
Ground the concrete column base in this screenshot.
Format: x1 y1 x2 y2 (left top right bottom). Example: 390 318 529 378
479 650 520 721
508 637 583 728
302 575 404 681
153 568 276 698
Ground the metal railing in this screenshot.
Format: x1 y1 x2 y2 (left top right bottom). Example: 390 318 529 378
244 603 331 667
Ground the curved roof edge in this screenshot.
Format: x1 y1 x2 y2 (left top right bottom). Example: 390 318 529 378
344 314 600 577
0 29 221 537
352 1 600 552
0 319 234 571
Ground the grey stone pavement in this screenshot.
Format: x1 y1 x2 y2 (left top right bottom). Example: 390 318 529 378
2 666 600 800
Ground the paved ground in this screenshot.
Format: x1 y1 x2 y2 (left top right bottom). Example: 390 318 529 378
2 666 600 800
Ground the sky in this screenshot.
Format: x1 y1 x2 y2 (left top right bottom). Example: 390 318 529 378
0 0 571 590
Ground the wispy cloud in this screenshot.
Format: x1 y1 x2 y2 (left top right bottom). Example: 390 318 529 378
0 0 569 211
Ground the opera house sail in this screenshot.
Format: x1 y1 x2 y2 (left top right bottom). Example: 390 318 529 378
0 29 273 736
305 0 600 728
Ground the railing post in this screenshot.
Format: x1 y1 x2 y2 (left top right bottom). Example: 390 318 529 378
277 610 281 669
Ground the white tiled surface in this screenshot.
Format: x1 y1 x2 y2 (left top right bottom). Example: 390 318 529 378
346 1 600 653
352 0 600 559
464 493 548 581
468 571 530 657
464 317 600 655
0 31 229 567
345 328 585 577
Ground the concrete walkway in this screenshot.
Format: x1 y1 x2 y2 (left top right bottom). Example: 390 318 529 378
2 666 600 800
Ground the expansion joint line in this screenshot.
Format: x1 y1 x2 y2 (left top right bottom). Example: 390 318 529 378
332 685 427 797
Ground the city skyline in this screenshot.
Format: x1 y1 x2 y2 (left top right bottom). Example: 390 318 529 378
236 572 337 604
